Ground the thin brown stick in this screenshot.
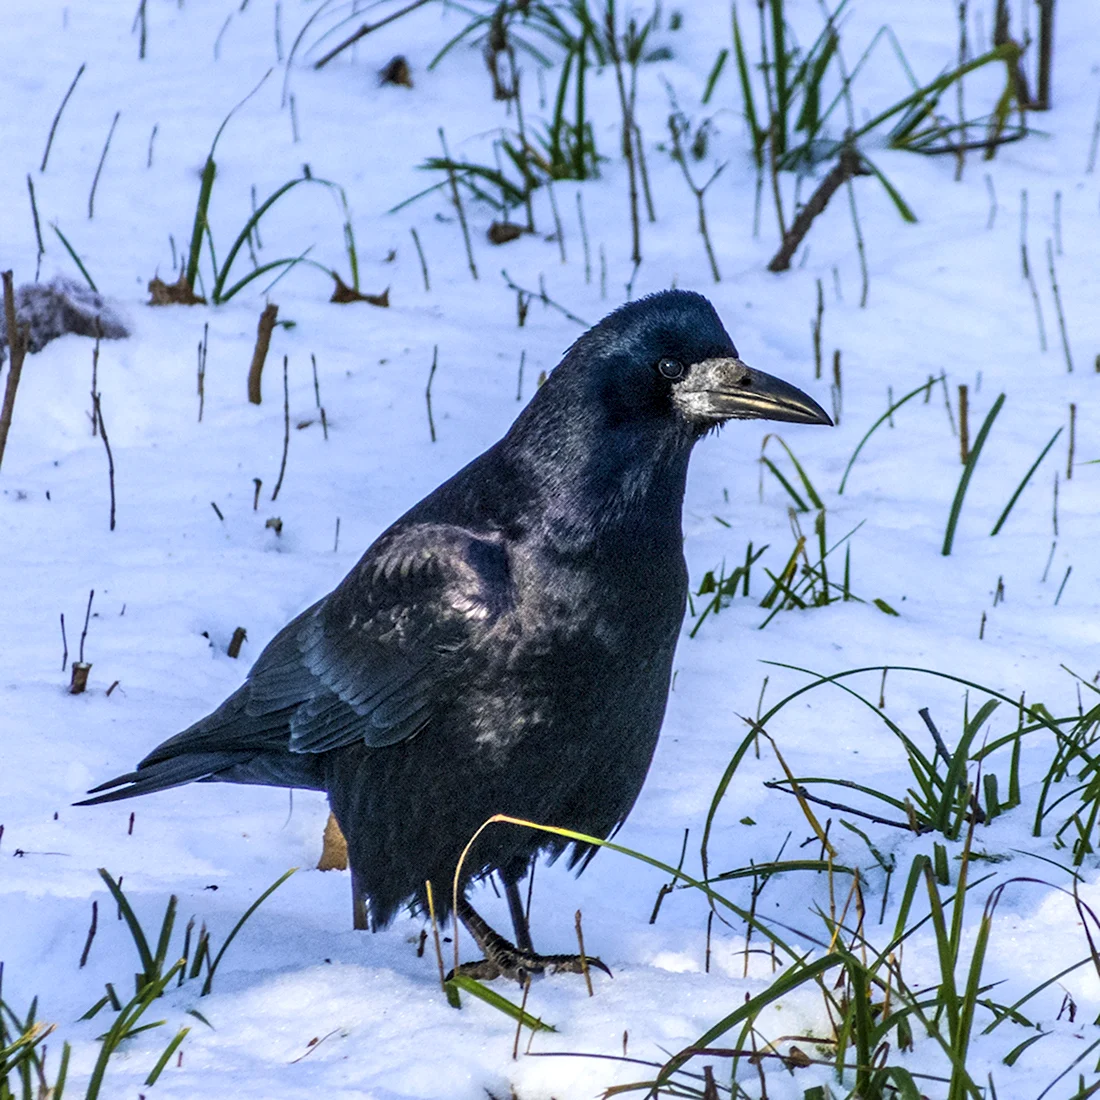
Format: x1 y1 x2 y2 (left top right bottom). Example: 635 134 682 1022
92 394 116 529
1033 0 1054 110
767 145 868 271
313 0 432 69
410 227 430 291
1067 402 1076 480
271 356 290 501
606 4 640 265
79 900 98 968
439 129 477 280
248 302 278 404
574 910 593 997
1047 238 1073 372
0 271 29 472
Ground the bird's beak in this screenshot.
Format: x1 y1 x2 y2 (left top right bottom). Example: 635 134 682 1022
673 357 833 426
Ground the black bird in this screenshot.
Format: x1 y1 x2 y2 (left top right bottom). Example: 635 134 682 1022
81 290 830 981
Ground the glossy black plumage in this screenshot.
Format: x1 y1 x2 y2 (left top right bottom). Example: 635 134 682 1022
82 290 829 935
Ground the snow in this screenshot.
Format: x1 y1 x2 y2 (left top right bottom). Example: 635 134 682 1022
1 0 1099 1097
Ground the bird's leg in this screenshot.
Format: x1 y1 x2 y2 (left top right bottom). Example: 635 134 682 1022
450 896 612 984
503 877 533 953
350 868 368 931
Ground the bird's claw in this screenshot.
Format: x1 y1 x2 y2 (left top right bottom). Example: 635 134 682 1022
448 949 612 985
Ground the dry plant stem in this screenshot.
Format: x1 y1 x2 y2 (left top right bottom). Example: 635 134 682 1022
88 110 120 219
667 116 723 282
0 272 29 472
994 0 1030 106
1034 0 1054 109
90 335 100 435
634 125 655 223
958 384 970 463
574 910 593 996
984 173 997 228
425 345 438 443
547 180 565 263
93 394 116 530
954 0 968 182
271 356 290 501
576 191 591 283
410 227 430 291
227 626 247 658
79 900 98 968
41 63 86 171
812 278 823 379
767 146 868 272
1067 403 1076 479
1046 238 1073 371
26 175 44 276
439 129 477 280
248 302 278 404
313 0 432 69
606 4 640 266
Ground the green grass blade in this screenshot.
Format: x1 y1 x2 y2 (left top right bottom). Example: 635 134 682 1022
861 154 918 222
761 457 808 511
445 974 555 1032
212 176 329 302
839 376 938 493
702 48 728 104
942 393 1005 555
990 427 1063 535
97 869 155 982
143 1026 190 1086
731 4 764 168
201 868 296 995
50 223 98 291
185 158 217 289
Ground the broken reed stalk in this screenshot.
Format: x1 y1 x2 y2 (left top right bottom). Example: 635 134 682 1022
26 175 44 278
310 353 328 440
606 3 641 266
1034 0 1054 110
79 900 99 968
576 191 591 284
546 180 565 263
1018 189 1047 351
313 0 432 69
92 393 116 530
1067 403 1076 480
41 62 86 172
0 271 29 473
70 589 95 693
88 110 121 219
410 227 430 291
439 128 477 280
271 356 290 501
812 278 823 379
197 323 208 422
425 345 438 443
248 302 278 404
227 626 247 658
1046 238 1073 372
768 145 869 271
90 334 100 435
958 384 970 463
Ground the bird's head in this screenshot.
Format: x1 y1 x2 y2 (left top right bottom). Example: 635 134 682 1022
573 289 832 437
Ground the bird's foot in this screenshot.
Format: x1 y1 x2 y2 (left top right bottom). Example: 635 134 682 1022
449 946 612 984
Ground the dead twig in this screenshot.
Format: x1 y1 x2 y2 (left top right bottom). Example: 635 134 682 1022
768 145 869 272
248 302 278 404
313 0 433 69
0 271 29 472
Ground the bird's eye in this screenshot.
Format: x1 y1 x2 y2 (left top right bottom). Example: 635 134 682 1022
657 357 684 380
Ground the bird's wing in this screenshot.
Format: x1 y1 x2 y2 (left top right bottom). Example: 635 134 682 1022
244 523 512 752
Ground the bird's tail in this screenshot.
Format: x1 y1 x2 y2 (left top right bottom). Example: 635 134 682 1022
76 751 255 805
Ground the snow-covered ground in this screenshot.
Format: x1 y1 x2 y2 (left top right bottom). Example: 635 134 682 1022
1 1 1099 1096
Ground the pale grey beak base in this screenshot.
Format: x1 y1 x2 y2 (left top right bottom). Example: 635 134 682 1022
672 357 833 427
